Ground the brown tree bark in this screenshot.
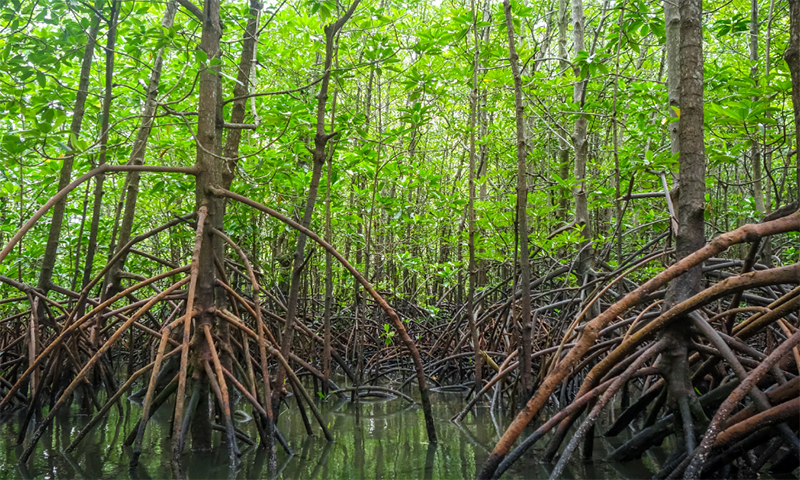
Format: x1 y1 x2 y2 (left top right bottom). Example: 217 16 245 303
656 0 707 457
788 0 800 173
37 0 104 293
750 0 766 214
466 0 483 393
503 0 533 400
81 0 121 304
667 0 706 303
185 0 225 453
556 0 571 225
272 0 362 414
323 43 339 400
665 0 681 160
571 0 593 286
103 0 179 298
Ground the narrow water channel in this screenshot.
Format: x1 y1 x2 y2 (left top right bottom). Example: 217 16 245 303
0 388 730 479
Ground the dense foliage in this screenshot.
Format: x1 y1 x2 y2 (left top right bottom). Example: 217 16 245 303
1 0 796 303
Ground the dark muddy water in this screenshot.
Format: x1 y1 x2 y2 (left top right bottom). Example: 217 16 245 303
0 386 720 479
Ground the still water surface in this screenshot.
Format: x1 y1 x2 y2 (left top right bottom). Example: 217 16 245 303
0 388 677 479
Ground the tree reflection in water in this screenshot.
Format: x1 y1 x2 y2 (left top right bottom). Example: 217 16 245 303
3 387 664 479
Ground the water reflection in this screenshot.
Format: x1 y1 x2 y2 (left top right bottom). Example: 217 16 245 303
1 387 665 479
